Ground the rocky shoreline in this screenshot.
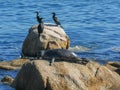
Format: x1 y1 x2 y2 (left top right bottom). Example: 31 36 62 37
0 59 120 90
0 24 120 90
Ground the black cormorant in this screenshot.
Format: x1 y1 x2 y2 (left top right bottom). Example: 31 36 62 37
35 11 41 23
38 18 44 37
52 12 61 26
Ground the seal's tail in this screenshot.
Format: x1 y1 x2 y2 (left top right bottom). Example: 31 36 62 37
75 57 89 65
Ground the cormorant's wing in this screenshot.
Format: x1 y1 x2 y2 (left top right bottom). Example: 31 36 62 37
54 17 61 25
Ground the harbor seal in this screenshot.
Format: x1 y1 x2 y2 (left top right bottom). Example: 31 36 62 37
37 49 89 65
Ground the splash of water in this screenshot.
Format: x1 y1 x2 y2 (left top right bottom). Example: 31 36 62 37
69 45 90 52
112 47 120 52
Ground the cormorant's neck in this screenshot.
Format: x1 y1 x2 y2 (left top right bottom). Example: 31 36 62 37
40 19 43 23
40 20 43 23
53 13 55 17
36 13 39 16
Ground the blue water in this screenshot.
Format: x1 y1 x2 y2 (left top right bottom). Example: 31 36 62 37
0 0 120 89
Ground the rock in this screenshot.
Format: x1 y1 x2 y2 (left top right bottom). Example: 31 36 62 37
0 59 30 70
10 59 30 67
106 62 120 68
22 24 70 57
1 76 14 86
105 62 120 75
0 61 17 70
115 68 120 75
13 60 120 90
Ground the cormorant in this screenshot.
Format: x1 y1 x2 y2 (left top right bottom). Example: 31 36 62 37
35 11 44 37
35 11 41 23
38 18 44 37
52 12 61 26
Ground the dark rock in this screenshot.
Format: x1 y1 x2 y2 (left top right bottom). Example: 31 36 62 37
1 76 14 86
115 68 120 75
106 62 120 75
107 62 120 68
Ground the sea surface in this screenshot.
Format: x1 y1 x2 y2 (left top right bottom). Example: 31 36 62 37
0 0 120 89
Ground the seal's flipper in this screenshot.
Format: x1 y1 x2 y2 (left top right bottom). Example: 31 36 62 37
74 57 89 65
49 57 55 66
81 58 89 65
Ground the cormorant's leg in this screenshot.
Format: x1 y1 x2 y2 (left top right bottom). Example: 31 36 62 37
49 58 55 66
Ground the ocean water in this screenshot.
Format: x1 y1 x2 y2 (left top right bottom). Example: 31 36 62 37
0 0 120 89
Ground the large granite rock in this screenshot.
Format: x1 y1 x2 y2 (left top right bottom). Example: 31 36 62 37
13 60 120 90
22 24 70 57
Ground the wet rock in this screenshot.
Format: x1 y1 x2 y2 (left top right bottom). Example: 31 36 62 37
106 62 120 68
0 59 30 70
1 76 14 86
22 24 70 57
106 62 120 75
115 68 120 75
13 60 120 90
10 59 30 67
0 61 18 70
